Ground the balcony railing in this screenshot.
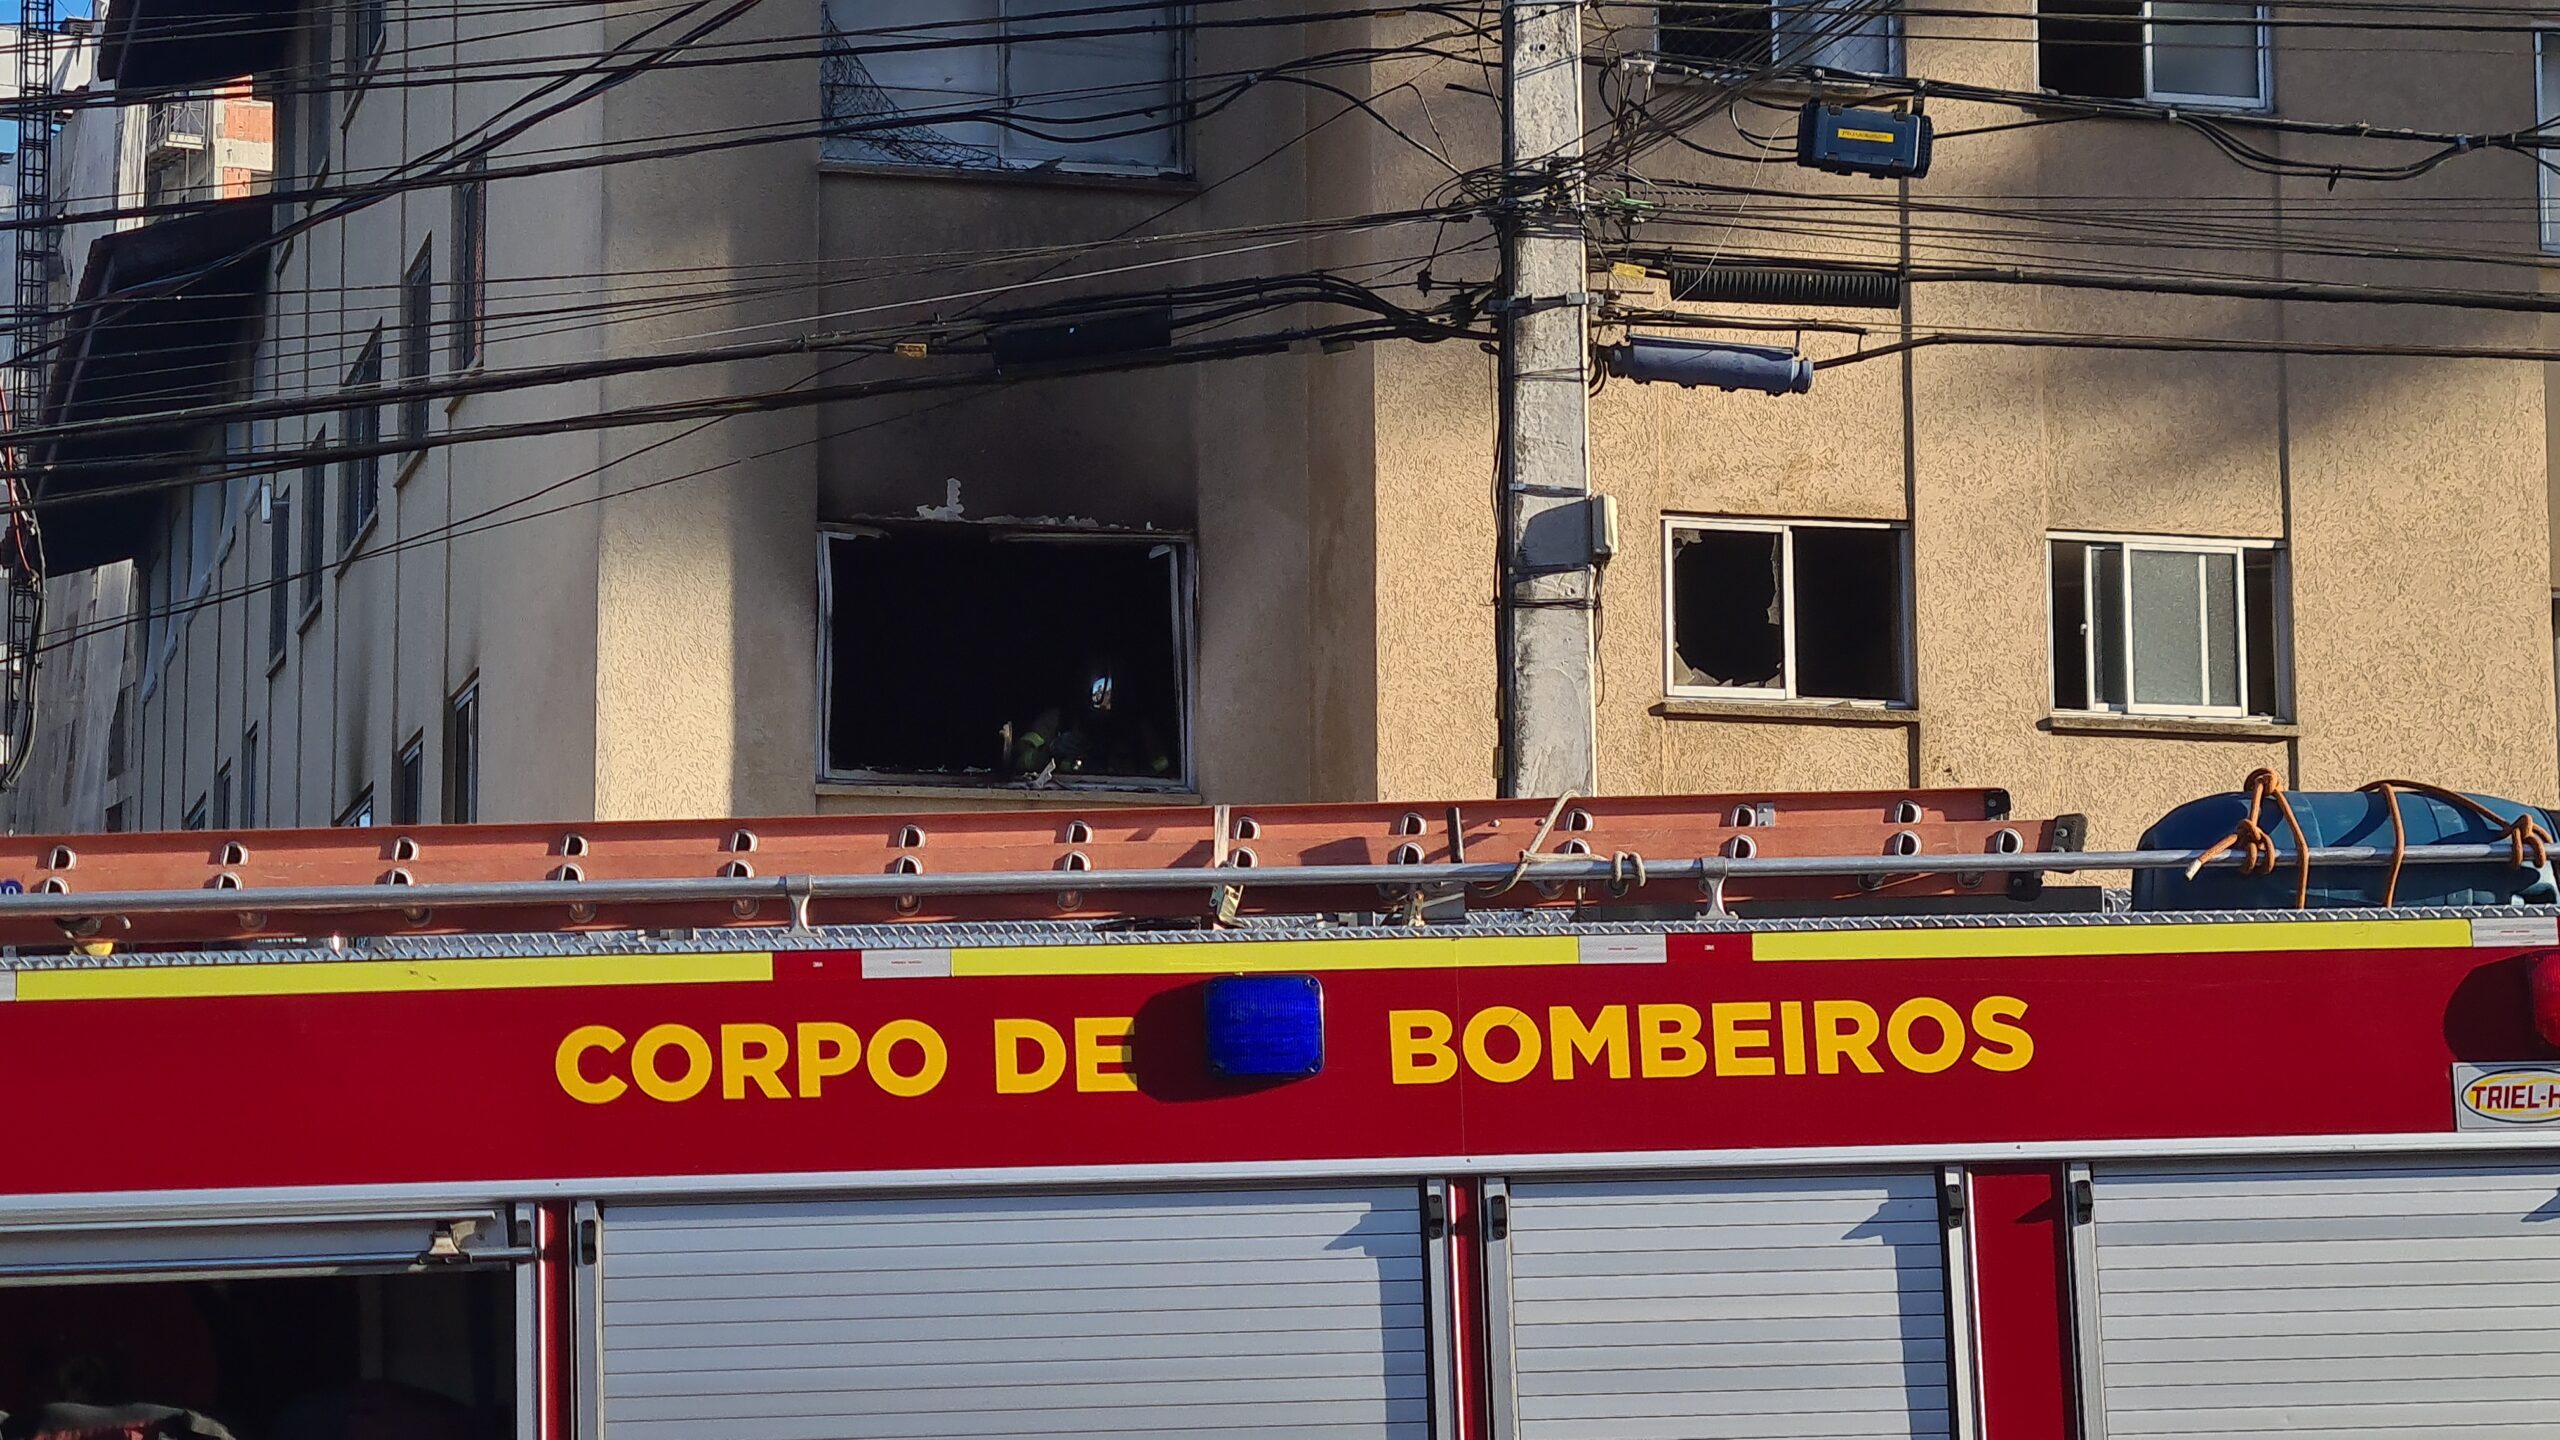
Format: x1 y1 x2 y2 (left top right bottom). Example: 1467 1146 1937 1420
145 97 211 155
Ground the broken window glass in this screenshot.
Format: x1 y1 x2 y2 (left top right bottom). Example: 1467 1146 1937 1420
1670 527 1785 692
1668 522 1907 703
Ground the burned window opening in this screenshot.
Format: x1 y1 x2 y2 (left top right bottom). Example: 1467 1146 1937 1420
824 528 1188 786
1792 526 1905 702
1671 528 1784 691
1669 521 1907 704
1657 0 1773 68
2039 0 2144 99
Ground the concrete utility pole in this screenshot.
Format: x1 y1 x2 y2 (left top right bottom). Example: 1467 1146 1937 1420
1497 0 1597 798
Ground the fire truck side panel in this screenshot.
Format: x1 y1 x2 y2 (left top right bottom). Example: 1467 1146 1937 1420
2073 1159 2560 1440
0 927 2544 1198
1492 1174 1957 1440
589 1187 1438 1440
6 919 2559 1440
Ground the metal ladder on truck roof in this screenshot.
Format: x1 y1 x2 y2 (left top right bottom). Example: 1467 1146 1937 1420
0 788 2083 948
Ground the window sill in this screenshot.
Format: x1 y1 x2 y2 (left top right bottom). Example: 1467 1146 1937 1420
296 598 324 634
817 158 1198 195
266 646 288 678
2042 712 2300 741
444 359 484 414
395 446 428 487
2025 87 2271 119
818 780 1202 806
1653 698 1918 727
337 510 381 572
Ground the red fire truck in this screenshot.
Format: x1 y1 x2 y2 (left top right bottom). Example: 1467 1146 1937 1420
0 787 2553 1440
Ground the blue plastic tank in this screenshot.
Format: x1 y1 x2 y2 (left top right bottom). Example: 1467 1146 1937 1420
2134 788 2557 911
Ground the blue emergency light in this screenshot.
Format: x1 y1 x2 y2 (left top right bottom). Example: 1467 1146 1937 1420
1203 974 1325 1078
1797 101 1932 181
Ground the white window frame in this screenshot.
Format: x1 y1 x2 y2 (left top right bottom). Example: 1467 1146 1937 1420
2037 2 2271 111
1660 514 1913 706
1654 0 1905 78
2540 32 2560 252
2047 530 2287 721
815 525 1198 791
820 2 1193 178
2142 1 2272 110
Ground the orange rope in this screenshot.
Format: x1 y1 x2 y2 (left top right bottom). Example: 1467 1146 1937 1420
2359 778 2553 908
2184 767 2312 908
2187 772 2556 910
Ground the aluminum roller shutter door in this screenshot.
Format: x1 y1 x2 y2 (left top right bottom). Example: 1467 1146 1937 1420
2089 1160 2560 1440
599 1187 1432 1440
1504 1174 1953 1440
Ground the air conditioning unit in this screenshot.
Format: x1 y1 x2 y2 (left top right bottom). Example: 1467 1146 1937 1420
145 97 211 157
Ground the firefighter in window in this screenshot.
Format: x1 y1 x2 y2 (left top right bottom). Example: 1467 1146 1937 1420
1004 666 1172 783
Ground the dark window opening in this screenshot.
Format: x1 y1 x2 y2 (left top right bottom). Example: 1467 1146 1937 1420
824 529 1187 785
304 7 333 179
1670 529 1783 690
445 682 480 824
341 337 383 550
351 0 387 67
2049 541 2089 712
299 437 327 620
452 164 486 369
1791 527 1904 701
339 788 374 828
242 728 260 829
395 735 425 827
103 801 127 833
1658 0 1772 66
2039 0 2144 99
183 795 208 831
0 1269 514 1440
2242 548 2278 717
268 488 292 658
401 244 433 448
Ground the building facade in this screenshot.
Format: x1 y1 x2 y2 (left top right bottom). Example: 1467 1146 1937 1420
4 0 2556 852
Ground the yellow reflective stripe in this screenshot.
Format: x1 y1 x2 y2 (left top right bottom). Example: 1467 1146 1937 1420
1752 919 2472 963
16 952 773 1002
952 936 1579 977
1835 127 1900 143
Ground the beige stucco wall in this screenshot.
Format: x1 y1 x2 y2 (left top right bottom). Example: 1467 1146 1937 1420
1301 2 2559 851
